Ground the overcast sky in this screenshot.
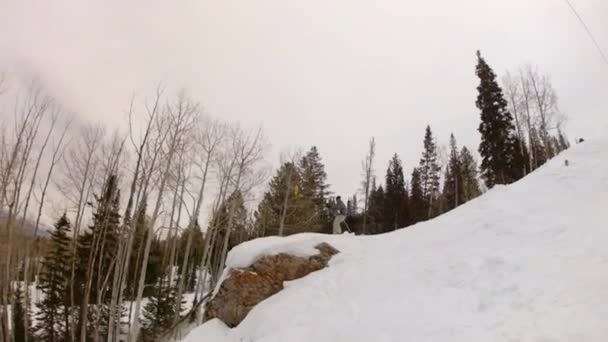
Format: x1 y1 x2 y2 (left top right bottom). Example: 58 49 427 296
1 0 607 198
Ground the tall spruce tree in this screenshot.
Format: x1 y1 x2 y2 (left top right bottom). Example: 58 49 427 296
475 50 524 187
35 213 72 342
557 128 570 151
418 126 441 218
12 283 31 342
529 126 547 169
409 168 426 224
367 184 386 234
141 282 184 342
177 222 205 292
459 146 481 203
442 134 463 212
346 198 354 217
254 162 308 236
298 147 331 231
75 174 121 340
384 154 409 231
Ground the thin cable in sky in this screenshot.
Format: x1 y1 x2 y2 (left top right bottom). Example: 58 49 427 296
563 0 608 65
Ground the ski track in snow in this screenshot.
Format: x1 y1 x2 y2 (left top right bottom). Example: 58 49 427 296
184 138 608 342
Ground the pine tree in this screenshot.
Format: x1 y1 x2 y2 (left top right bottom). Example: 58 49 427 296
75 174 121 340
12 283 31 342
557 128 570 151
529 126 547 169
384 154 409 231
418 126 441 218
367 184 386 234
510 135 529 180
35 213 72 342
409 168 426 224
177 222 205 292
254 162 308 236
475 50 524 187
141 282 184 342
459 146 481 203
442 134 464 212
298 147 331 230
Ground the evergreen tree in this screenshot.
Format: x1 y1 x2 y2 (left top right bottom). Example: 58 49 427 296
557 128 570 151
35 213 72 342
529 126 547 169
254 162 308 236
12 283 31 342
177 222 205 292
409 168 426 224
551 136 562 154
459 146 481 203
75 174 121 340
384 154 409 231
418 126 441 218
141 282 184 342
367 184 386 234
442 134 463 212
346 198 354 217
298 147 331 230
475 50 524 187
509 135 529 180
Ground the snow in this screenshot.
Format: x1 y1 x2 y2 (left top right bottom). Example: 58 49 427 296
184 138 608 342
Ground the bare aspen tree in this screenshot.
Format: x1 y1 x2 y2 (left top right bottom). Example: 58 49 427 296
502 72 527 176
19 106 62 342
172 164 193 327
510 65 568 170
129 90 199 342
171 119 228 330
192 118 225 226
30 114 71 293
77 131 125 342
170 121 231 328
165 157 186 283
108 88 165 342
0 74 7 342
361 137 375 235
216 125 267 281
1 84 50 341
194 147 236 323
525 65 565 159
61 123 104 341
518 67 538 170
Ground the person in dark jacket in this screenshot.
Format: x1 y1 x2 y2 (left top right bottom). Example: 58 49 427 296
333 196 347 234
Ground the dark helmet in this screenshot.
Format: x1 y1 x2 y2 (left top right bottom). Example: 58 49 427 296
336 196 341 201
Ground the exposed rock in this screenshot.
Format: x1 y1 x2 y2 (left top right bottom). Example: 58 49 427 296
204 242 339 327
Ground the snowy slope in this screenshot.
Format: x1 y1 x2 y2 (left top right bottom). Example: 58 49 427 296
185 138 608 342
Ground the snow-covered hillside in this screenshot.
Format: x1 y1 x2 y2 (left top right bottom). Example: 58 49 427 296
185 138 608 342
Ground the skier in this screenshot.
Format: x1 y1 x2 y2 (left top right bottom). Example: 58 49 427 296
332 196 347 234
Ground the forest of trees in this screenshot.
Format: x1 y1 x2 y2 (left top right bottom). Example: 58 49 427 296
0 51 570 341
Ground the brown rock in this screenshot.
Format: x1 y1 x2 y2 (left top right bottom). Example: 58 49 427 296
204 242 339 327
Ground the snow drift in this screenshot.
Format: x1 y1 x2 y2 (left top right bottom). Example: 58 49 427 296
185 138 608 342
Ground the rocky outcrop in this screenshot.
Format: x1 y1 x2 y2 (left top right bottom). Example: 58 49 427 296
203 242 339 327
